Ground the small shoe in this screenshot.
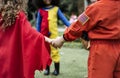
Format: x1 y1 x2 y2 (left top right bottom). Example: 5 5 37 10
44 70 49 75
52 70 59 76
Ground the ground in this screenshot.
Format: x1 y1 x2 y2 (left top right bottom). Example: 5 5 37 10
35 47 89 78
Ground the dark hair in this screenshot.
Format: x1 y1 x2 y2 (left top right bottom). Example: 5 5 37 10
0 0 26 29
32 0 60 9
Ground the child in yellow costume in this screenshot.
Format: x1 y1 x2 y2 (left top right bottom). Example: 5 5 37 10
33 0 70 76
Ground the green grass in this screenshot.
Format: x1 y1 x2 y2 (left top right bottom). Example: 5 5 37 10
35 47 89 78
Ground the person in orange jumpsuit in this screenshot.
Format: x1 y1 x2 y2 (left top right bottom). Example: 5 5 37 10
50 0 120 78
0 0 52 78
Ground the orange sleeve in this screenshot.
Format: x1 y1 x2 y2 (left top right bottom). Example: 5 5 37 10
63 21 84 41
63 3 100 41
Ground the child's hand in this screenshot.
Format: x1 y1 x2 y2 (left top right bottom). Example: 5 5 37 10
80 38 90 50
51 36 65 48
44 36 52 44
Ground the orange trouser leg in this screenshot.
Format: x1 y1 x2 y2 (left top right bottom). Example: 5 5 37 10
88 40 120 78
114 55 120 78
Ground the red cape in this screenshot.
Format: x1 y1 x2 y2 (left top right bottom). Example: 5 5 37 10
0 11 51 78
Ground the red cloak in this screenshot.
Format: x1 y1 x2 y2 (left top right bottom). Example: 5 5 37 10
0 11 51 78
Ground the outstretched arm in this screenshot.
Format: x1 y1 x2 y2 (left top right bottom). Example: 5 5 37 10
57 8 70 27
44 36 53 43
36 12 41 32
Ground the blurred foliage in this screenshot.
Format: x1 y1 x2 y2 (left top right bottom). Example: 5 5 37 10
58 0 84 27
59 0 84 16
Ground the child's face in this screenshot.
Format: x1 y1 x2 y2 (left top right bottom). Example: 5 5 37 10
43 0 52 5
